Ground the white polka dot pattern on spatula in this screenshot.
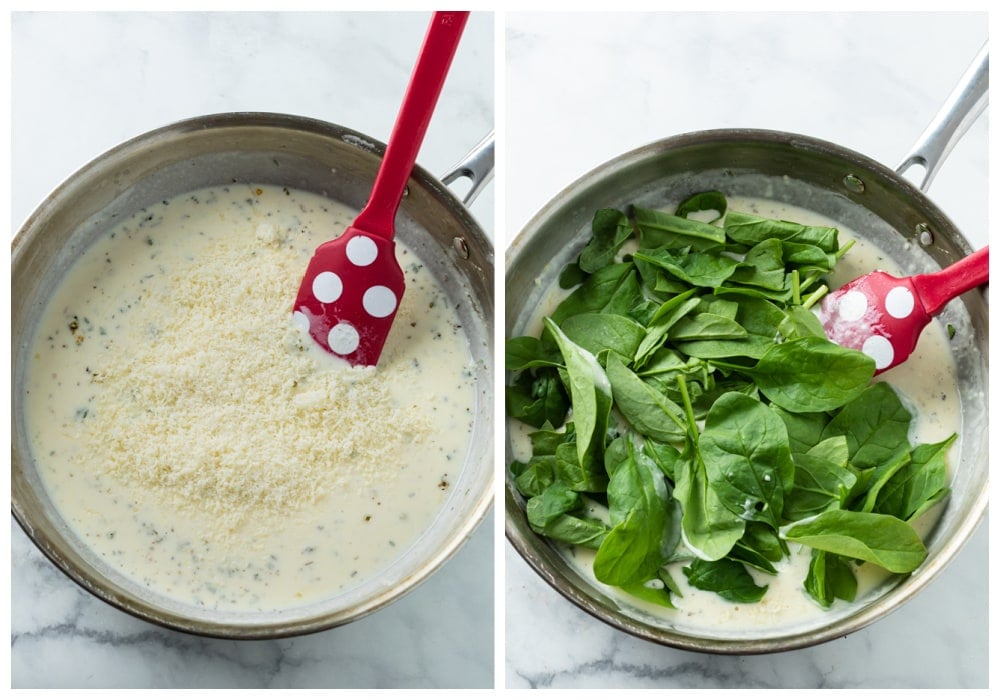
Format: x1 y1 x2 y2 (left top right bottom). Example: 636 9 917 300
818 247 988 375
293 227 406 366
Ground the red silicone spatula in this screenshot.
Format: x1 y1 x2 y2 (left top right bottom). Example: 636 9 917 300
817 246 988 374
293 11 469 366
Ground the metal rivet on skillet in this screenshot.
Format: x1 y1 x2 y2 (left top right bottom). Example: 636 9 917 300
843 174 866 193
916 223 934 246
453 236 470 259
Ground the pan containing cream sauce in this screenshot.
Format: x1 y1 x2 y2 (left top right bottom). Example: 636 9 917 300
505 50 988 653
12 113 494 638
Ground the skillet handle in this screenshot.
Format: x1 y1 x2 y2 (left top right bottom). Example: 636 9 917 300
442 130 495 206
896 42 988 192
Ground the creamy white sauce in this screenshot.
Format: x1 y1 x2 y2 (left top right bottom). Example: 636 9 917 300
24 184 476 612
509 197 963 635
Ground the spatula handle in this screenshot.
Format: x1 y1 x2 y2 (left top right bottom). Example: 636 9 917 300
354 11 469 238
913 246 989 316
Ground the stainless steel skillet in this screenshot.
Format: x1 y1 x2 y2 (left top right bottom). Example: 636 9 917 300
505 46 988 655
12 112 495 639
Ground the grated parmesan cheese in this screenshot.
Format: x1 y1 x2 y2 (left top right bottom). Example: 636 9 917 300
25 184 478 610
83 204 435 533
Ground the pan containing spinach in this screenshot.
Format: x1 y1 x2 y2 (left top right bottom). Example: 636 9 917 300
505 71 987 654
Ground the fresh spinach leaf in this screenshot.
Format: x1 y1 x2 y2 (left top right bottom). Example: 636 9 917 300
675 190 728 223
551 262 633 324
544 318 613 472
874 434 955 521
560 312 646 360
619 578 676 609
782 510 927 573
821 382 912 470
668 312 749 341
673 444 746 561
527 483 582 528
555 441 610 493
804 550 858 608
535 512 610 548
633 247 739 288
505 335 561 371
633 288 700 368
699 392 794 530
725 210 840 253
579 208 634 273
633 206 727 250
505 369 569 428
683 558 768 603
559 260 587 289
783 437 856 521
593 442 679 586
513 455 557 498
750 337 875 412
606 353 688 442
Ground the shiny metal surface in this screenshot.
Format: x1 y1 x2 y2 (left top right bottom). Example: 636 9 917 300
504 129 988 654
11 112 494 639
897 43 989 190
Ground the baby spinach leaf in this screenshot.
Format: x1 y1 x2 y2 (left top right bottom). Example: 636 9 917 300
513 455 557 498
619 578 677 609
683 558 768 603
579 208 634 273
643 439 683 481
633 206 727 250
673 446 746 561
633 247 739 288
593 444 678 586
528 427 570 456
782 510 927 573
725 210 840 253
606 353 688 442
633 288 700 368
804 550 857 608
783 437 856 521
675 190 728 223
558 260 587 289
604 269 646 318
855 449 912 513
740 521 788 563
699 392 794 530
874 434 955 521
771 406 830 456
674 296 785 361
505 335 561 371
668 313 748 341
505 369 569 428
728 239 788 292
560 312 646 360
750 337 875 412
535 513 610 548
821 382 912 470
555 442 610 493
545 318 613 472
781 241 835 272
728 541 779 575
527 483 582 528
551 262 633 324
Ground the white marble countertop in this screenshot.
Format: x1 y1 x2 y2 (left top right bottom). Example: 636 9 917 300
10 11 494 689
504 11 988 689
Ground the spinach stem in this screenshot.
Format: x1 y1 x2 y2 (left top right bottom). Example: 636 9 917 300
801 284 829 310
791 270 801 306
835 239 856 260
676 375 699 437
800 272 820 292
